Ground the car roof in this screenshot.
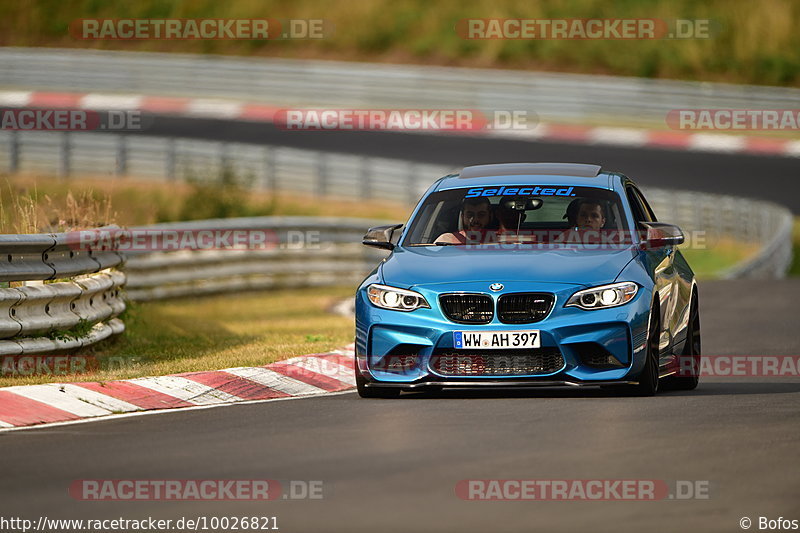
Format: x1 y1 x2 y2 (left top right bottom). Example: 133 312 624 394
435 162 615 191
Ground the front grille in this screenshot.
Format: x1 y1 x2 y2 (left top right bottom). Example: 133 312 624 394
439 294 493 324
430 349 564 376
497 293 554 324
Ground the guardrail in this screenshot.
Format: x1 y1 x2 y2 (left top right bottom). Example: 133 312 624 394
0 129 793 280
719 202 794 279
643 190 794 279
122 218 387 301
0 230 126 355
2 48 800 127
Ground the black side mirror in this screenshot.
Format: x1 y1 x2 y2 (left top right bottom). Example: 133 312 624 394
363 224 403 250
640 222 685 249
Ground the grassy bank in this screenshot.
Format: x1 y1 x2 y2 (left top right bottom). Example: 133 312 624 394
0 286 355 387
0 0 798 87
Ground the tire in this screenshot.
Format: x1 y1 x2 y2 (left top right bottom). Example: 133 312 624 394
627 305 661 397
666 293 701 391
355 367 401 398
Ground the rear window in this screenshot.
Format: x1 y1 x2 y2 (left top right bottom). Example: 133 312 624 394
404 185 630 246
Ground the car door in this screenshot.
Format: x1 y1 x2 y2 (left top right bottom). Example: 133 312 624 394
634 187 694 361
626 185 677 368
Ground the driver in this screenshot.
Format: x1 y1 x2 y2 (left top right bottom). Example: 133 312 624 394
434 197 492 244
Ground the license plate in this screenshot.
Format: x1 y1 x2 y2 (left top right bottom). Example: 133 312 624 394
453 330 540 349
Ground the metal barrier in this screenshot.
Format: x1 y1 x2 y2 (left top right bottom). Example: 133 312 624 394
122 217 387 301
0 230 126 355
0 130 449 204
643 190 794 279
2 48 800 127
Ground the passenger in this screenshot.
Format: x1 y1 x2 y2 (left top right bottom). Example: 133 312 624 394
435 197 492 244
573 198 606 231
556 198 607 244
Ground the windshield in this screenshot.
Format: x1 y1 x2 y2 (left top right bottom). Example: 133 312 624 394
404 185 631 246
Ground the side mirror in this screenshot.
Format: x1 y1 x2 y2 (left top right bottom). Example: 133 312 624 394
363 224 403 250
640 222 684 249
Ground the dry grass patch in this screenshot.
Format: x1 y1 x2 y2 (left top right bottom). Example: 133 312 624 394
0 173 411 233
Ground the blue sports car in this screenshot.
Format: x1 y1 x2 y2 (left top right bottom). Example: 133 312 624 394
355 163 701 397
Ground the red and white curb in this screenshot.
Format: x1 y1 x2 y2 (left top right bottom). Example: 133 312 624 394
1 90 798 158
0 345 355 430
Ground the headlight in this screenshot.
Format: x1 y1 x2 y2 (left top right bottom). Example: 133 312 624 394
566 282 638 310
367 284 430 312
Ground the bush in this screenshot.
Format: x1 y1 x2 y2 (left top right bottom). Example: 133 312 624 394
177 166 275 221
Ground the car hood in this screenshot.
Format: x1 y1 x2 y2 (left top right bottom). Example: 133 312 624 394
381 245 637 288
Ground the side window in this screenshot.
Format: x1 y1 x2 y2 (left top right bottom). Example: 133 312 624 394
625 186 648 227
633 187 657 222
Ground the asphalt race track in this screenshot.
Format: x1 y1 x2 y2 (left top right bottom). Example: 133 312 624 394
138 115 800 212
1 279 798 533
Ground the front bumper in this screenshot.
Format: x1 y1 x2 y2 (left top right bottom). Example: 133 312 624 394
355 280 652 389
361 379 639 389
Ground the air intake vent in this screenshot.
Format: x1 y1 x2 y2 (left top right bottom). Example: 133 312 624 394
431 349 565 376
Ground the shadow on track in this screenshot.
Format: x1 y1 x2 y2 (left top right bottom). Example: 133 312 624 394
387 381 800 400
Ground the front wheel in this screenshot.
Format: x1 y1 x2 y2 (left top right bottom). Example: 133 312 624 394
355 368 401 398
665 293 701 391
625 305 661 397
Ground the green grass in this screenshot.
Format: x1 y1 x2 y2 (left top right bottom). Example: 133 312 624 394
1 0 798 86
789 217 800 276
682 249 750 279
0 286 355 387
680 238 759 279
